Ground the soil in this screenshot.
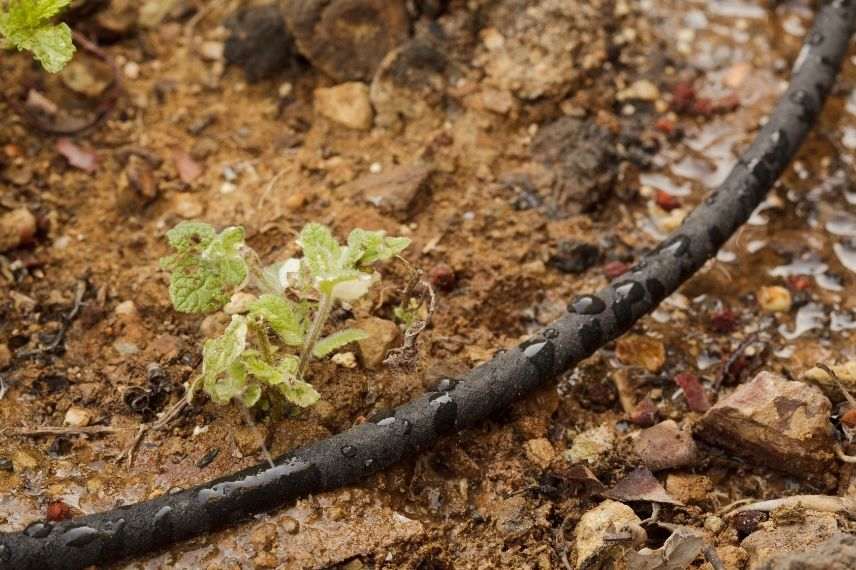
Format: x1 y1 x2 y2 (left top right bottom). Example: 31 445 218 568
1 0 856 569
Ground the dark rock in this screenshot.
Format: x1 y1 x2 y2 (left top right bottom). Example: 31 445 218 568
547 240 600 274
225 4 299 82
531 117 617 213
281 0 410 82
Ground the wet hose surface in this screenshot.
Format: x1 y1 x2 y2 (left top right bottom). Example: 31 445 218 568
2 2 856 569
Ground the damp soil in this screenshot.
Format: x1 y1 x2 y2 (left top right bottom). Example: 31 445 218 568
1 0 856 568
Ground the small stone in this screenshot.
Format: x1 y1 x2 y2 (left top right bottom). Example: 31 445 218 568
281 516 300 535
629 398 658 427
742 512 840 569
493 495 533 537
172 193 205 219
46 500 72 522
64 406 94 427
249 522 277 549
112 339 140 356
565 425 614 465
60 59 113 98
697 371 835 483
355 317 400 369
547 240 601 274
428 263 456 292
199 41 225 61
633 420 698 471
617 79 660 102
757 285 792 312
575 500 646 570
616 335 666 373
524 438 555 468
0 343 11 369
665 473 711 504
114 300 137 318
347 162 433 219
758 533 856 570
284 192 306 210
253 551 278 569
480 88 515 115
225 5 298 82
2 164 33 186
314 82 374 130
704 515 725 534
0 208 38 253
123 61 140 80
331 351 357 369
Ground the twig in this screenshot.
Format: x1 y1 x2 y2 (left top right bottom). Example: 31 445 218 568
704 545 726 570
612 369 636 415
714 333 759 390
817 363 856 408
727 495 856 517
10 425 128 436
15 280 87 359
0 375 7 400
118 395 191 467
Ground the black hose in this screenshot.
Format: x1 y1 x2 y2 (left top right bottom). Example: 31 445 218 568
2 2 855 568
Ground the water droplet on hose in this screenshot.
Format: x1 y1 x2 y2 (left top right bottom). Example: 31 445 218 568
363 458 375 470
433 377 459 392
340 445 357 458
429 392 458 435
578 320 602 353
24 521 52 539
520 337 555 374
154 506 173 530
662 235 690 257
645 278 666 302
0 544 10 562
377 417 396 427
613 280 645 328
543 328 559 339
62 526 100 547
568 295 606 315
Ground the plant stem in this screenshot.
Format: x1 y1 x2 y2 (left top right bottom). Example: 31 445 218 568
250 320 274 364
298 293 334 378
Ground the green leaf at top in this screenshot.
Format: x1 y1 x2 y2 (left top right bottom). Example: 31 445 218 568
346 228 411 266
0 0 75 73
312 328 368 358
248 294 309 346
160 222 248 314
279 380 320 408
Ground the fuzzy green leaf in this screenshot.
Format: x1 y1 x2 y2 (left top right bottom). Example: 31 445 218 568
299 223 342 279
201 316 249 404
160 222 248 314
347 229 411 266
241 352 299 387
240 383 262 407
248 294 309 346
0 0 74 73
313 328 368 358
279 380 320 408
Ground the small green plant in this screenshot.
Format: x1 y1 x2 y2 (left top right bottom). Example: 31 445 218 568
0 0 75 73
161 221 410 411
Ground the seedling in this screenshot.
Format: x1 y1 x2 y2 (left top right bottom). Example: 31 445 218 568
160 221 410 412
0 0 75 73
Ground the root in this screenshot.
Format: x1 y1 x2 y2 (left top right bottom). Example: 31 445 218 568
727 495 856 517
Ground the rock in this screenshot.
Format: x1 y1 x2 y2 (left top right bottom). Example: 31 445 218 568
492 495 533 537
696 372 835 483
617 79 660 102
758 533 856 570
281 0 410 82
802 361 856 404
524 438 556 468
742 512 839 570
346 162 433 219
199 41 224 61
757 286 792 313
331 351 357 369
60 58 113 98
713 545 750 570
370 38 447 128
250 522 277 549
224 4 299 82
355 317 400 369
616 335 666 373
114 300 138 318
629 398 658 427
281 516 300 535
665 473 712 505
565 424 614 465
428 263 456 292
314 82 374 130
634 420 698 471
0 208 37 253
0 343 11 369
64 406 94 427
171 193 205 219
547 240 601 274
531 118 616 213
575 499 646 570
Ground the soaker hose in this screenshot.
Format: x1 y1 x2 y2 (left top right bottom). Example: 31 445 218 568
2 2 855 568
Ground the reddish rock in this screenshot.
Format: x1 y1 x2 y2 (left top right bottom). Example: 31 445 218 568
710 307 737 334
629 398 658 427
655 190 681 211
696 372 835 484
429 263 456 292
46 500 72 522
633 420 698 471
674 372 711 412
603 260 628 279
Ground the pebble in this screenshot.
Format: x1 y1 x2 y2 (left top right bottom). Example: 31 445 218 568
617 79 660 102
114 300 138 318
633 420 698 471
200 41 225 61
0 343 11 369
697 371 835 483
172 193 205 219
428 263 456 292
64 407 94 427
492 495 533 537
524 438 555 468
0 208 37 253
565 425 614 465
664 473 711 504
314 82 374 130
331 351 357 369
355 317 400 369
575 500 646 569
616 335 666 373
112 339 140 356
347 162 433 219
281 516 300 535
123 61 140 80
757 285 792 312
